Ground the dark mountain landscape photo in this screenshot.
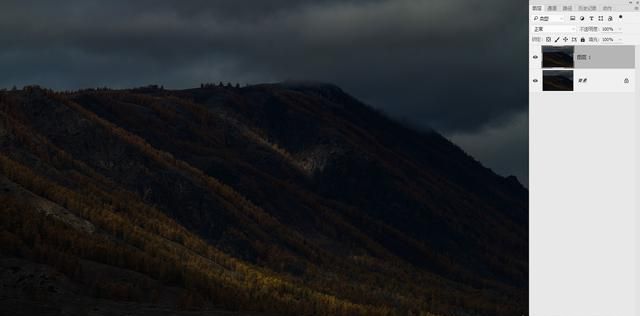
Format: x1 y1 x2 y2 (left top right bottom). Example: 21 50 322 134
0 0 529 315
543 70 574 91
542 46 575 68
0 83 528 315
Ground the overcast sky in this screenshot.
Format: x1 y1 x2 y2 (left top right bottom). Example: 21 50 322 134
0 0 528 184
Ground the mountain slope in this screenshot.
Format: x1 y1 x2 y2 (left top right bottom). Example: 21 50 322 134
0 83 527 316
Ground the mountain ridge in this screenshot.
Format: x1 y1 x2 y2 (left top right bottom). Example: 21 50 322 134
0 83 527 316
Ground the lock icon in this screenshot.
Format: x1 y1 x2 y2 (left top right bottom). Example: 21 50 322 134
624 78 630 84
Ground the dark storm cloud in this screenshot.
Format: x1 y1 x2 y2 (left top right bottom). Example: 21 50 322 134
0 0 528 181
449 112 529 185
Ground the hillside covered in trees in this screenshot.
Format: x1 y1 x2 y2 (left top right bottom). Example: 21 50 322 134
0 83 527 316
